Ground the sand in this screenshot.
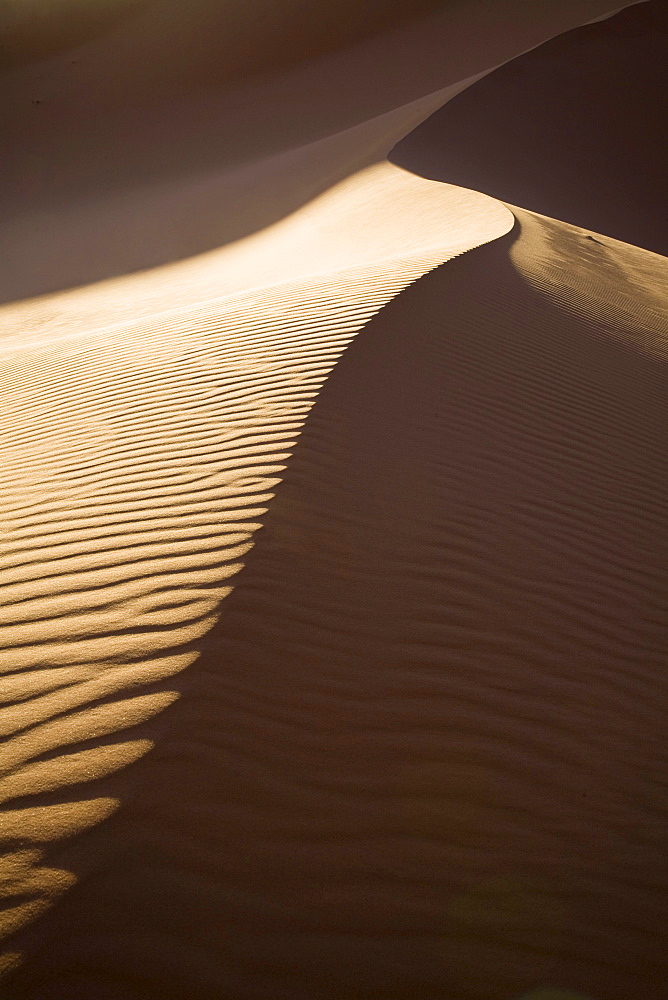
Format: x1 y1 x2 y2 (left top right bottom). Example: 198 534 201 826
1 2 666 998
391 0 668 256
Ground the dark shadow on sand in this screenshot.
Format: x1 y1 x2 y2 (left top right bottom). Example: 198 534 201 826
390 1 668 256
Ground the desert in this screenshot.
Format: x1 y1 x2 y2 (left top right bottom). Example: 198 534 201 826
1 3 666 998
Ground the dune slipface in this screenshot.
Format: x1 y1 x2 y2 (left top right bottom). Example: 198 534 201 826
1 2 666 999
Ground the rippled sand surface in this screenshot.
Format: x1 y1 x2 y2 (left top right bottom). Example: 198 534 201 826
1 2 666 999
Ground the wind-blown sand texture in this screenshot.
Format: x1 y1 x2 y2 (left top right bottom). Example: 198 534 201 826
1 2 667 999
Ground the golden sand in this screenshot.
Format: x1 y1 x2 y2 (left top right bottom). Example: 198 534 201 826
1 2 665 997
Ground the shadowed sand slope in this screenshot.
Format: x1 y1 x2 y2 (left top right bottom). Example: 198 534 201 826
391 0 668 255
2 207 666 998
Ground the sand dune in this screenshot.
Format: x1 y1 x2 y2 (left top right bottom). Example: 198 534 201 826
1 0 647 302
1 1 666 998
0 165 512 990
391 0 668 255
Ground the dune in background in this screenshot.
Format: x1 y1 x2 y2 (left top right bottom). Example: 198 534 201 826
1 1 666 998
391 0 668 256
2 201 666 1000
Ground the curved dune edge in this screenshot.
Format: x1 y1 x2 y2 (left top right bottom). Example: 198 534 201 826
0 165 512 977
0 157 511 344
1 0 642 303
2 200 665 999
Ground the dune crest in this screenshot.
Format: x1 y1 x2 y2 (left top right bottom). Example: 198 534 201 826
1 1 663 997
1 0 641 302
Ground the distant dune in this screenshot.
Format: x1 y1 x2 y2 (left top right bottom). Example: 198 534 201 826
1 2 666 999
392 0 668 255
